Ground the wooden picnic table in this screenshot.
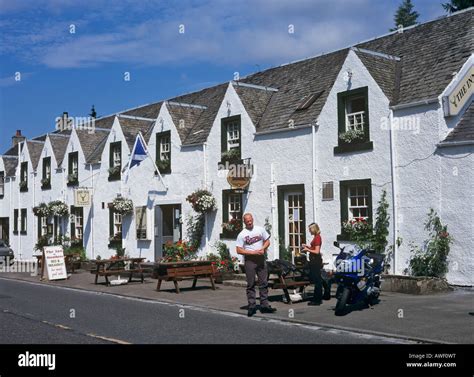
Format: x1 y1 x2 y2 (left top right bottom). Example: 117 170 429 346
155 260 217 293
90 257 147 286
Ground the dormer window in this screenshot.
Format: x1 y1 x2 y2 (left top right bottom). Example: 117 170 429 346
41 157 51 190
67 152 79 186
334 87 373 154
220 115 241 164
19 162 28 192
108 141 122 181
156 131 171 174
0 171 4 198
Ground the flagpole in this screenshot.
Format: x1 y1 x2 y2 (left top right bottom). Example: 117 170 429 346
137 132 168 191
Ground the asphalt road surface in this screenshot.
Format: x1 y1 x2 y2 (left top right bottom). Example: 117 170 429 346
0 278 412 344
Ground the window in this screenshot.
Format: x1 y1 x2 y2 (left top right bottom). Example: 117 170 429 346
20 162 28 191
221 190 243 238
42 157 51 189
334 87 373 154
67 152 79 186
109 142 122 180
322 182 334 201
109 208 122 246
13 209 18 234
38 216 48 238
156 131 171 174
339 179 372 240
135 206 148 240
20 208 27 234
70 206 84 246
220 115 241 163
0 171 4 198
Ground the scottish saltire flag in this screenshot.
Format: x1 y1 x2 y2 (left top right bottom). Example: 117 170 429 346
129 134 147 168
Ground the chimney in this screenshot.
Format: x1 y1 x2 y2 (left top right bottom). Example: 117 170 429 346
12 130 26 147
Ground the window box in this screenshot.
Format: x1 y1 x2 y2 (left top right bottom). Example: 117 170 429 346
41 178 51 190
108 166 121 181
220 228 241 240
67 173 78 186
338 179 372 238
156 159 171 175
19 180 28 192
334 87 373 155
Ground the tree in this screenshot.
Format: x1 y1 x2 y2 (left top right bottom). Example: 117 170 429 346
442 0 474 13
390 0 419 31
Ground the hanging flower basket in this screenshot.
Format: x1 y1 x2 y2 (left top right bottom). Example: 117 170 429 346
33 203 51 217
186 189 217 214
48 200 69 217
111 197 134 215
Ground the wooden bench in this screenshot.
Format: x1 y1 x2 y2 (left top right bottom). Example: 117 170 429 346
91 258 147 286
155 261 217 293
269 274 311 304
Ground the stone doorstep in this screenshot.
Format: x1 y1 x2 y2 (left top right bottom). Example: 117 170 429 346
381 274 453 295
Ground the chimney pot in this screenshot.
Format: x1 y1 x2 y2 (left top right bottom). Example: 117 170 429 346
12 129 26 147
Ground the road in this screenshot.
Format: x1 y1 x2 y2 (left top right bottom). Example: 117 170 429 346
0 278 413 344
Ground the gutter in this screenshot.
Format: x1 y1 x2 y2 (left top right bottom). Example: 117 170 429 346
254 123 313 136
311 122 319 224
437 140 474 148
390 98 438 111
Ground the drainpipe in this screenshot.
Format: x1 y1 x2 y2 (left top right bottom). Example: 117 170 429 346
270 163 278 259
312 122 318 223
18 142 22 260
389 109 398 274
33 169 36 255
203 143 209 253
90 164 94 259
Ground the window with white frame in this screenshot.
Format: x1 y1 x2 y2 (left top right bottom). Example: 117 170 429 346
114 213 122 236
228 194 242 220
227 122 240 151
71 207 83 241
112 145 121 167
41 216 48 236
135 206 147 240
345 96 366 132
348 185 369 220
20 208 27 234
160 135 170 160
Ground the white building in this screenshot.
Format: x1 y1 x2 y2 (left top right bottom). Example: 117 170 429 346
0 9 473 285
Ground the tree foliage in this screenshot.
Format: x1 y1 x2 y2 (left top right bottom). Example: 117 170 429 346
442 0 474 13
390 0 419 31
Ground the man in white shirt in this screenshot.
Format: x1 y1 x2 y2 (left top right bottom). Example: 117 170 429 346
236 213 277 317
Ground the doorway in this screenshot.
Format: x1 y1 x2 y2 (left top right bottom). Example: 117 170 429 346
154 204 182 261
0 218 9 244
278 185 306 259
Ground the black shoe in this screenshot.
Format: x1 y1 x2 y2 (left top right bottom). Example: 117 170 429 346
247 307 257 317
308 301 322 306
323 293 331 300
260 306 277 314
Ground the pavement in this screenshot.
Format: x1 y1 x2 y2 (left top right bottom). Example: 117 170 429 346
0 270 473 344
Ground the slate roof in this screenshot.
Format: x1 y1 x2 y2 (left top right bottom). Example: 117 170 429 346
232 84 275 128
443 101 474 143
356 9 473 106
166 103 206 142
25 141 44 170
117 117 156 150
48 134 70 166
76 129 110 164
3 157 18 177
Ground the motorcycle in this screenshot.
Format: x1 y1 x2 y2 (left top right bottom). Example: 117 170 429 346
332 241 384 316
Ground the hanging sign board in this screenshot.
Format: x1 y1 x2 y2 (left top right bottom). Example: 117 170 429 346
43 246 67 280
74 188 92 207
443 65 473 117
227 164 253 191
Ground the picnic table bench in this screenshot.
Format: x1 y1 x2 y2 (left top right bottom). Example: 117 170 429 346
90 257 147 286
155 261 217 293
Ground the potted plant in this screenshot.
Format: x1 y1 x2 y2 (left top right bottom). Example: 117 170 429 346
67 172 78 185
108 166 121 179
110 197 134 215
33 203 51 217
221 218 243 238
156 159 171 173
186 189 217 214
338 129 364 144
41 177 51 188
220 148 241 164
162 240 198 262
19 180 27 190
48 200 69 217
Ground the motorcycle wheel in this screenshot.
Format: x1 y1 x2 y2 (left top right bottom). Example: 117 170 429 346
335 287 350 316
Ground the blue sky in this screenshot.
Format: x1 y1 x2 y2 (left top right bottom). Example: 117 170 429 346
0 0 448 152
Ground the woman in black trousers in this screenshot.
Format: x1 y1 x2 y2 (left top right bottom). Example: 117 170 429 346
302 223 330 305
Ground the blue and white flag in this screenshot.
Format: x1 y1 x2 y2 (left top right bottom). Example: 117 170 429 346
129 134 147 169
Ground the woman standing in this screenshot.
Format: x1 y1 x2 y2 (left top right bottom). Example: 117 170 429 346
302 223 329 306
